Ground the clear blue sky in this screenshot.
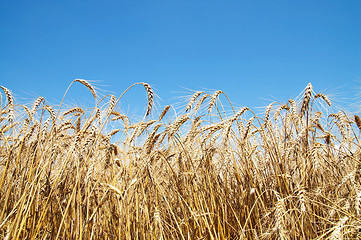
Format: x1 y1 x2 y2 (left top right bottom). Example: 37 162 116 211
1 0 360 116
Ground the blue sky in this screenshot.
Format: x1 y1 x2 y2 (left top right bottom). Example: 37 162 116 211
1 0 360 116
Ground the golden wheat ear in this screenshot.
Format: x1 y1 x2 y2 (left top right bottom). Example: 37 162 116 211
107 95 117 116
300 83 313 117
355 115 361 132
159 105 170 121
74 79 97 99
314 93 331 107
185 91 203 112
0 86 14 122
63 107 85 116
141 83 154 117
30 96 45 117
208 90 223 112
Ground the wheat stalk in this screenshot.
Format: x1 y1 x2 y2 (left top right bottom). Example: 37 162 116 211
314 93 331 106
354 115 361 132
193 94 209 113
107 95 117 116
0 86 14 122
74 79 97 99
208 90 223 112
141 83 154 117
159 105 170 121
63 107 85 116
275 194 287 240
300 83 313 117
185 91 203 112
232 107 249 121
169 114 189 138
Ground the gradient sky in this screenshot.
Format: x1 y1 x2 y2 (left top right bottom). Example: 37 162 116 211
1 0 360 117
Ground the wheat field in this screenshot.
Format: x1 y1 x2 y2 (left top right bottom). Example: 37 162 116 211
1 80 361 239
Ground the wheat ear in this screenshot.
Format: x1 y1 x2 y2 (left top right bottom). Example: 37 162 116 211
0 86 14 122
208 90 223 112
141 83 154 116
74 79 97 99
354 115 361 132
232 107 249 121
63 107 85 116
44 105 56 124
31 96 45 117
300 83 313 117
107 95 116 116
159 105 170 121
314 93 331 106
185 91 203 112
275 194 287 240
193 94 209 113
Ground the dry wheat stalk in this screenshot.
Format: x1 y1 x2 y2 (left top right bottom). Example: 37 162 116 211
300 83 313 117
41 117 51 141
169 114 189 138
184 117 203 143
141 83 154 116
0 86 14 106
0 122 17 134
222 120 233 146
310 144 321 169
288 99 297 115
0 86 14 122
129 124 143 143
201 123 224 146
74 79 97 99
264 103 275 124
199 122 223 134
58 120 74 132
287 99 298 125
144 123 162 154
232 107 249 121
193 94 209 113
298 188 307 213
354 183 361 216
95 107 101 126
331 112 348 140
107 95 117 116
354 115 361 132
314 93 331 106
159 105 170 121
209 131 222 146
31 96 45 116
185 91 203 112
63 107 85 116
75 116 81 132
109 111 129 127
19 118 30 136
45 105 56 123
274 104 290 122
130 120 157 141
110 111 123 117
324 132 332 145
312 119 325 132
275 194 287 240
153 206 163 240
108 129 121 137
23 121 39 143
21 105 32 119
208 90 223 112
243 117 255 140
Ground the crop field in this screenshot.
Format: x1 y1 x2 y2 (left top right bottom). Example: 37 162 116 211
0 80 361 239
